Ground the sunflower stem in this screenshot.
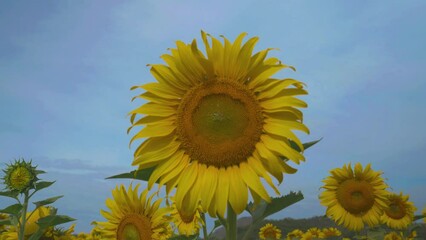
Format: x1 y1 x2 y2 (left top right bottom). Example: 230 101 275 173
226 203 237 240
18 191 29 240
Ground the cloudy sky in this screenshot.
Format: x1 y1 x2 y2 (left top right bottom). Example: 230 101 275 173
1 0 425 234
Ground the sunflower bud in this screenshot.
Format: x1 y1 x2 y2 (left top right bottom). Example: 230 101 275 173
2 159 38 193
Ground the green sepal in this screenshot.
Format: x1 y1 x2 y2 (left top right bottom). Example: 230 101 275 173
106 167 155 182
33 195 63 208
0 203 23 215
0 190 19 199
289 138 322 153
34 181 56 192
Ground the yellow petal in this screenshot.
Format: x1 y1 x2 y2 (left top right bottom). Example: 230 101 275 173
228 166 248 214
261 96 307 109
129 123 175 147
215 167 230 218
239 162 271 202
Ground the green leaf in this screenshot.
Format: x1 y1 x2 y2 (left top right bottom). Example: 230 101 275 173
36 215 75 229
35 170 46 175
0 218 12 226
0 204 23 215
106 167 155 182
261 191 303 221
246 200 268 222
413 214 425 221
33 195 63 208
34 181 55 191
0 190 19 199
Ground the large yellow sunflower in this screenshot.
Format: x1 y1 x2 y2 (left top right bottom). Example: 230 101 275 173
381 192 416 230
98 184 172 240
319 163 389 231
128 31 309 217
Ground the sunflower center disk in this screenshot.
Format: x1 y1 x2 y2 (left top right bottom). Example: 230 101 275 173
117 214 152 240
10 167 31 190
177 81 263 167
336 179 375 215
386 202 406 219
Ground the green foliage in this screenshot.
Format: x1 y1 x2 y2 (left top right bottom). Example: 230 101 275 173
0 203 23 215
0 190 19 199
33 195 63 208
106 167 156 181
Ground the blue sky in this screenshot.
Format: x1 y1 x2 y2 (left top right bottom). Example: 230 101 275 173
1 0 425 234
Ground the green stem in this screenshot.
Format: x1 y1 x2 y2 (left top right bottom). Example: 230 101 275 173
201 213 208 240
18 191 29 240
226 203 237 240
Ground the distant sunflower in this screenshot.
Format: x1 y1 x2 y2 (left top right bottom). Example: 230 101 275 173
286 229 303 239
259 223 282 240
384 231 403 240
381 192 416 230
129 31 309 217
170 198 204 236
319 163 389 231
98 184 172 240
306 227 325 238
322 227 342 237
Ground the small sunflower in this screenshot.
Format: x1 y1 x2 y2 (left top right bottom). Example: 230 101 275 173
407 230 417 240
381 192 416 230
319 163 389 231
321 227 342 237
129 31 309 217
1 206 51 240
259 223 282 240
384 231 403 240
0 213 9 232
286 229 303 239
98 184 172 240
170 198 204 236
2 159 38 192
300 231 314 240
306 227 325 238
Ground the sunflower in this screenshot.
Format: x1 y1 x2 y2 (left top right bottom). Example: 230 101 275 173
384 231 403 240
381 192 416 230
286 229 303 240
306 227 325 238
321 227 342 237
1 206 51 240
98 184 172 240
2 159 38 192
128 31 309 217
170 198 204 236
319 163 389 231
259 223 282 240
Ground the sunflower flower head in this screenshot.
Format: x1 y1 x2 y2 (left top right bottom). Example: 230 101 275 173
170 197 204 236
321 227 342 237
306 227 325 238
319 163 389 231
259 223 282 240
384 231 404 240
98 184 172 240
286 229 304 239
2 158 39 192
381 192 416 230
129 31 309 218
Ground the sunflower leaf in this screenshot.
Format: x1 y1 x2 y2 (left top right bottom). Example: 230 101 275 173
36 215 76 229
106 167 156 182
0 204 23 215
413 214 425 221
0 190 19 199
34 181 56 192
33 195 63 208
0 218 12 226
261 191 303 220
